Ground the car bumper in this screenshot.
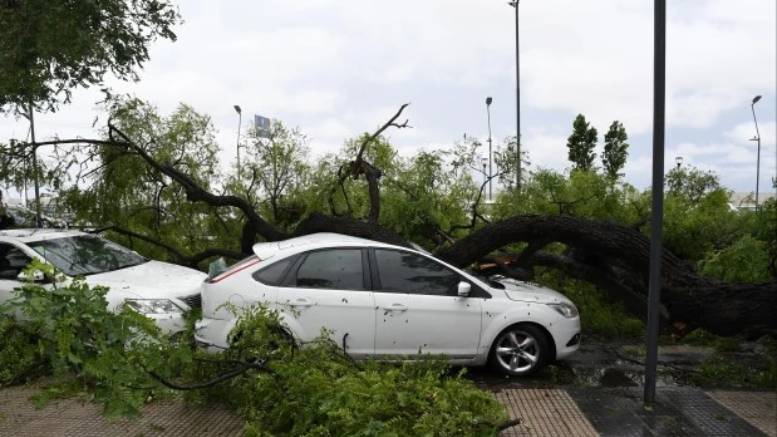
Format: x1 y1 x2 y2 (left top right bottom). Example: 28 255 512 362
549 315 581 360
194 317 233 352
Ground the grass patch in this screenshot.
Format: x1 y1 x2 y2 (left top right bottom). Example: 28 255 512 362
680 329 740 353
690 356 777 389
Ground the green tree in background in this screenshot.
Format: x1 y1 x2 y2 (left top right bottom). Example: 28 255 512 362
235 122 310 225
566 114 598 171
665 163 721 203
0 0 180 113
602 120 629 180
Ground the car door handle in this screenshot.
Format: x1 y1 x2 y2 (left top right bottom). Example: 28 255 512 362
290 298 313 307
383 303 408 312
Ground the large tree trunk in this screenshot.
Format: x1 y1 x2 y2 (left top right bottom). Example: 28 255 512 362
435 215 777 337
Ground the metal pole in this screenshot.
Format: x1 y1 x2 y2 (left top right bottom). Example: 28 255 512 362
486 97 493 201
751 98 761 210
644 0 666 407
234 105 242 181
28 100 42 228
510 0 522 190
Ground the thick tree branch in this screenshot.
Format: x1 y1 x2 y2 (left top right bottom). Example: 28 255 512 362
437 214 776 336
93 225 243 267
331 104 411 223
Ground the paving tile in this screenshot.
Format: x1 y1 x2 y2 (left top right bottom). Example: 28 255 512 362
0 385 244 437
568 387 767 437
495 388 598 437
707 390 777 437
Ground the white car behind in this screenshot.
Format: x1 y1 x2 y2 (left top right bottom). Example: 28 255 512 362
0 229 206 334
196 233 581 375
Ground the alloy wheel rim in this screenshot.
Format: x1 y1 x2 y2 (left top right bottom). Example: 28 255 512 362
495 330 540 374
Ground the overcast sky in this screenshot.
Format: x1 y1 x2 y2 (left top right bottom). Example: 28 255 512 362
2 0 776 195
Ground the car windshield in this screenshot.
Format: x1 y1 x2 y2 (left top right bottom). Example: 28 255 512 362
27 235 147 276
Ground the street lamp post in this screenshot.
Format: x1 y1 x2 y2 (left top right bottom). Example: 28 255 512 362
486 97 494 201
750 95 762 211
234 105 242 181
27 100 41 228
508 0 521 190
644 0 666 408
675 156 683 169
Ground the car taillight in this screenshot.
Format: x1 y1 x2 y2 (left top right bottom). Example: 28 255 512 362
206 256 261 283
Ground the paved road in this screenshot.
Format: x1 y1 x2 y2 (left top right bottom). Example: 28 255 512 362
1 384 773 436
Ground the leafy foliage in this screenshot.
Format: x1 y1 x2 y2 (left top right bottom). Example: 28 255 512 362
0 314 42 386
200 306 508 436
602 121 629 180
0 260 191 416
61 97 236 267
1 266 507 433
699 234 771 283
665 164 722 203
566 114 598 171
0 0 180 113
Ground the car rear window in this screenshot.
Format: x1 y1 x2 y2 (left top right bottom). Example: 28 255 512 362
252 257 294 285
292 249 364 290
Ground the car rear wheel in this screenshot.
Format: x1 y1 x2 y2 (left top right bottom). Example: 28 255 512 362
489 324 550 376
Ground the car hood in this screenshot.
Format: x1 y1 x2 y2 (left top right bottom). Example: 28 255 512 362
495 278 573 304
84 260 206 306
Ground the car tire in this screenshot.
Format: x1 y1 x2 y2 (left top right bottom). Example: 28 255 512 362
488 324 551 376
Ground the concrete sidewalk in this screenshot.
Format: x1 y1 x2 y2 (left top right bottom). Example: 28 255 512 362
0 384 774 436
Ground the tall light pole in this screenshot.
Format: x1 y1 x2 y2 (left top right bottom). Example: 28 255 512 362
644 0 666 408
486 96 494 201
508 0 521 190
750 95 762 211
234 105 242 181
28 100 41 227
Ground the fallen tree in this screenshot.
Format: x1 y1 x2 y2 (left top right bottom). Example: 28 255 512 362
434 214 777 337
14 105 777 338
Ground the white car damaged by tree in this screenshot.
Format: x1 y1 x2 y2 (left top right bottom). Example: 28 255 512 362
196 233 581 375
0 229 207 334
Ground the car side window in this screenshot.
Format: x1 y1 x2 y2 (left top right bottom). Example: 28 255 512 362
292 249 364 291
252 257 294 286
0 243 31 280
374 249 459 296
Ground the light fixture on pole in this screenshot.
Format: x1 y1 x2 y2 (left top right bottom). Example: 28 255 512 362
486 96 494 201
675 156 683 169
750 95 762 211
234 105 242 181
508 0 521 190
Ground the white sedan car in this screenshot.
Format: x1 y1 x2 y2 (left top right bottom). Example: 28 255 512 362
196 233 581 375
0 229 207 334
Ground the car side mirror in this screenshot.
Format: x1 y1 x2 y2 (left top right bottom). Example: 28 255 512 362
17 269 46 283
457 281 471 297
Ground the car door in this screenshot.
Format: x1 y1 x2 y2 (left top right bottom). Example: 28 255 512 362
0 243 32 312
275 248 375 357
371 248 483 359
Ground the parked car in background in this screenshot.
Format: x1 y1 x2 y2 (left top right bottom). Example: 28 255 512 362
0 228 207 334
196 233 581 376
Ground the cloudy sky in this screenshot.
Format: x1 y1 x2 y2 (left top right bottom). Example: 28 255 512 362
2 0 776 194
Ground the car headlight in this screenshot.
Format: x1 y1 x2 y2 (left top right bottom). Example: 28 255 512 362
547 302 579 318
125 299 183 315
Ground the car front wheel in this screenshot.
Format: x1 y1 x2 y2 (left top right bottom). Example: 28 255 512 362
489 324 550 376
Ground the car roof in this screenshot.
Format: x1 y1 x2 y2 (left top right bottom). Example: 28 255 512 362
0 228 87 244
252 232 403 259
